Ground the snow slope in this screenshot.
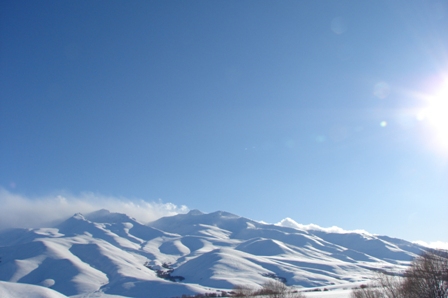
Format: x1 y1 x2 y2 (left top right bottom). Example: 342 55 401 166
0 209 427 298
0 280 68 298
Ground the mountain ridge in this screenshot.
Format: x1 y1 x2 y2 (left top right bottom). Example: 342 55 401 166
0 209 428 298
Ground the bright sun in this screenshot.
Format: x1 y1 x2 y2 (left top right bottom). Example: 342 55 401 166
418 80 448 148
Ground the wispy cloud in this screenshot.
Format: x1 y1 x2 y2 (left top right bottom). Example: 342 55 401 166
0 188 189 230
278 218 448 249
276 217 371 235
413 240 448 250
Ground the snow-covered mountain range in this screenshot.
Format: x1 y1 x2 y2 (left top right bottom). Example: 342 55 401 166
0 209 428 298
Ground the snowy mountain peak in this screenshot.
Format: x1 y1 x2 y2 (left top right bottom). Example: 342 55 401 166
86 208 111 217
0 209 429 298
85 209 136 224
187 209 204 216
72 212 85 220
209 210 240 219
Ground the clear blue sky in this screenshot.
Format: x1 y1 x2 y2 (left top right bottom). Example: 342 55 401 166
1 0 447 243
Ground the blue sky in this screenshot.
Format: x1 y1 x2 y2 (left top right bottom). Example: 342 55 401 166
1 0 447 244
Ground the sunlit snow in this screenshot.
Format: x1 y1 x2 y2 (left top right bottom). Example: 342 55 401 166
0 209 428 298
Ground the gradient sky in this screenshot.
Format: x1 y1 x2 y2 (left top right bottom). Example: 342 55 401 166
1 0 447 244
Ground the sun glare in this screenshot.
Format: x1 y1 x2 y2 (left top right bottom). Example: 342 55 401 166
418 80 448 149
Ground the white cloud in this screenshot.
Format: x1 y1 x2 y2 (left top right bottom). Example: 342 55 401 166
413 240 448 250
276 217 371 235
0 188 189 230
278 218 448 248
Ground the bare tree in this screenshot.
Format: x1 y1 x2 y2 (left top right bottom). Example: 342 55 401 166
350 274 404 298
256 280 306 298
351 250 448 298
283 289 307 298
233 284 255 297
401 251 448 298
376 273 404 298
350 286 383 298
260 280 288 298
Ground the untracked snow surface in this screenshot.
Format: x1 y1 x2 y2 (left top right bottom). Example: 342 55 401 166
0 209 427 298
0 280 68 298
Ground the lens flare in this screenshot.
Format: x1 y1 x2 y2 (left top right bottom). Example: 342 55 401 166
419 79 448 149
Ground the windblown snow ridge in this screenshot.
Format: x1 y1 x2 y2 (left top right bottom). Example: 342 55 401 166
0 209 427 298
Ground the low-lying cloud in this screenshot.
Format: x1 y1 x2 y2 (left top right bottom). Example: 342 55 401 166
0 188 189 230
413 240 448 250
278 217 448 250
276 217 371 235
